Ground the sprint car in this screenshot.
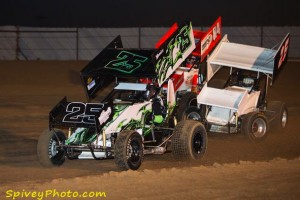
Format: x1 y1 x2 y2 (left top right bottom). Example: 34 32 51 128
37 19 221 170
182 33 290 142
162 16 222 120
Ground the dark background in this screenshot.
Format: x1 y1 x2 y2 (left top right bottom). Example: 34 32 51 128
1 0 299 27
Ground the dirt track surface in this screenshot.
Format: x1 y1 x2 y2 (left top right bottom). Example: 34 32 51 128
1 61 300 199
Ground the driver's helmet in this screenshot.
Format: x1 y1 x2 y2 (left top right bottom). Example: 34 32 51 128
143 84 157 100
242 77 255 87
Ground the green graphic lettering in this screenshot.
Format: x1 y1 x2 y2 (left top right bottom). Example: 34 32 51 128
104 51 148 73
155 23 192 84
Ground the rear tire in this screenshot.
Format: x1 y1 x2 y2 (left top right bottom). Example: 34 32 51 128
172 120 207 160
242 112 268 142
37 129 66 167
114 130 144 170
181 106 202 121
176 92 197 121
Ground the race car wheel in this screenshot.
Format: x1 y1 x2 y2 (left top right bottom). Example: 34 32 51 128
176 92 197 121
172 120 207 160
268 101 288 132
37 129 66 167
115 130 144 170
181 106 202 121
242 112 268 142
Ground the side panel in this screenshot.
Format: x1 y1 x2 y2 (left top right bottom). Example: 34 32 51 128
193 16 222 62
206 106 232 125
104 101 152 135
206 35 229 82
49 97 113 130
237 91 260 115
152 21 196 86
80 35 123 99
273 33 290 81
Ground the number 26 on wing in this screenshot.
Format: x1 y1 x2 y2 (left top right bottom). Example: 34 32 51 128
278 34 290 69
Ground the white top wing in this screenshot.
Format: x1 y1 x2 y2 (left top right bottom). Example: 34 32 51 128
210 41 276 74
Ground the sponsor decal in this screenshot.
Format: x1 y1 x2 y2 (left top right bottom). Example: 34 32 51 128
87 77 93 84
201 21 221 56
87 77 96 91
201 34 212 54
154 22 195 86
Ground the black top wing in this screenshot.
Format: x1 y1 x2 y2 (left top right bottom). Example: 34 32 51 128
80 35 156 99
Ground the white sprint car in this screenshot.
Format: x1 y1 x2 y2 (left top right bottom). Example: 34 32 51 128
183 33 290 142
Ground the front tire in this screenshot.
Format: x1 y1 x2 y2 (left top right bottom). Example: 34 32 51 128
176 92 197 121
37 129 66 167
242 112 268 142
268 101 288 132
114 130 144 170
172 120 207 160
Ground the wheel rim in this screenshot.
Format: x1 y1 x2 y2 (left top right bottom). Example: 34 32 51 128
193 131 203 155
49 135 65 161
281 109 287 128
128 139 142 163
186 112 201 120
251 118 267 138
50 139 58 157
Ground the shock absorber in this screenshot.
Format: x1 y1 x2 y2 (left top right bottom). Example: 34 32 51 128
68 127 72 138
